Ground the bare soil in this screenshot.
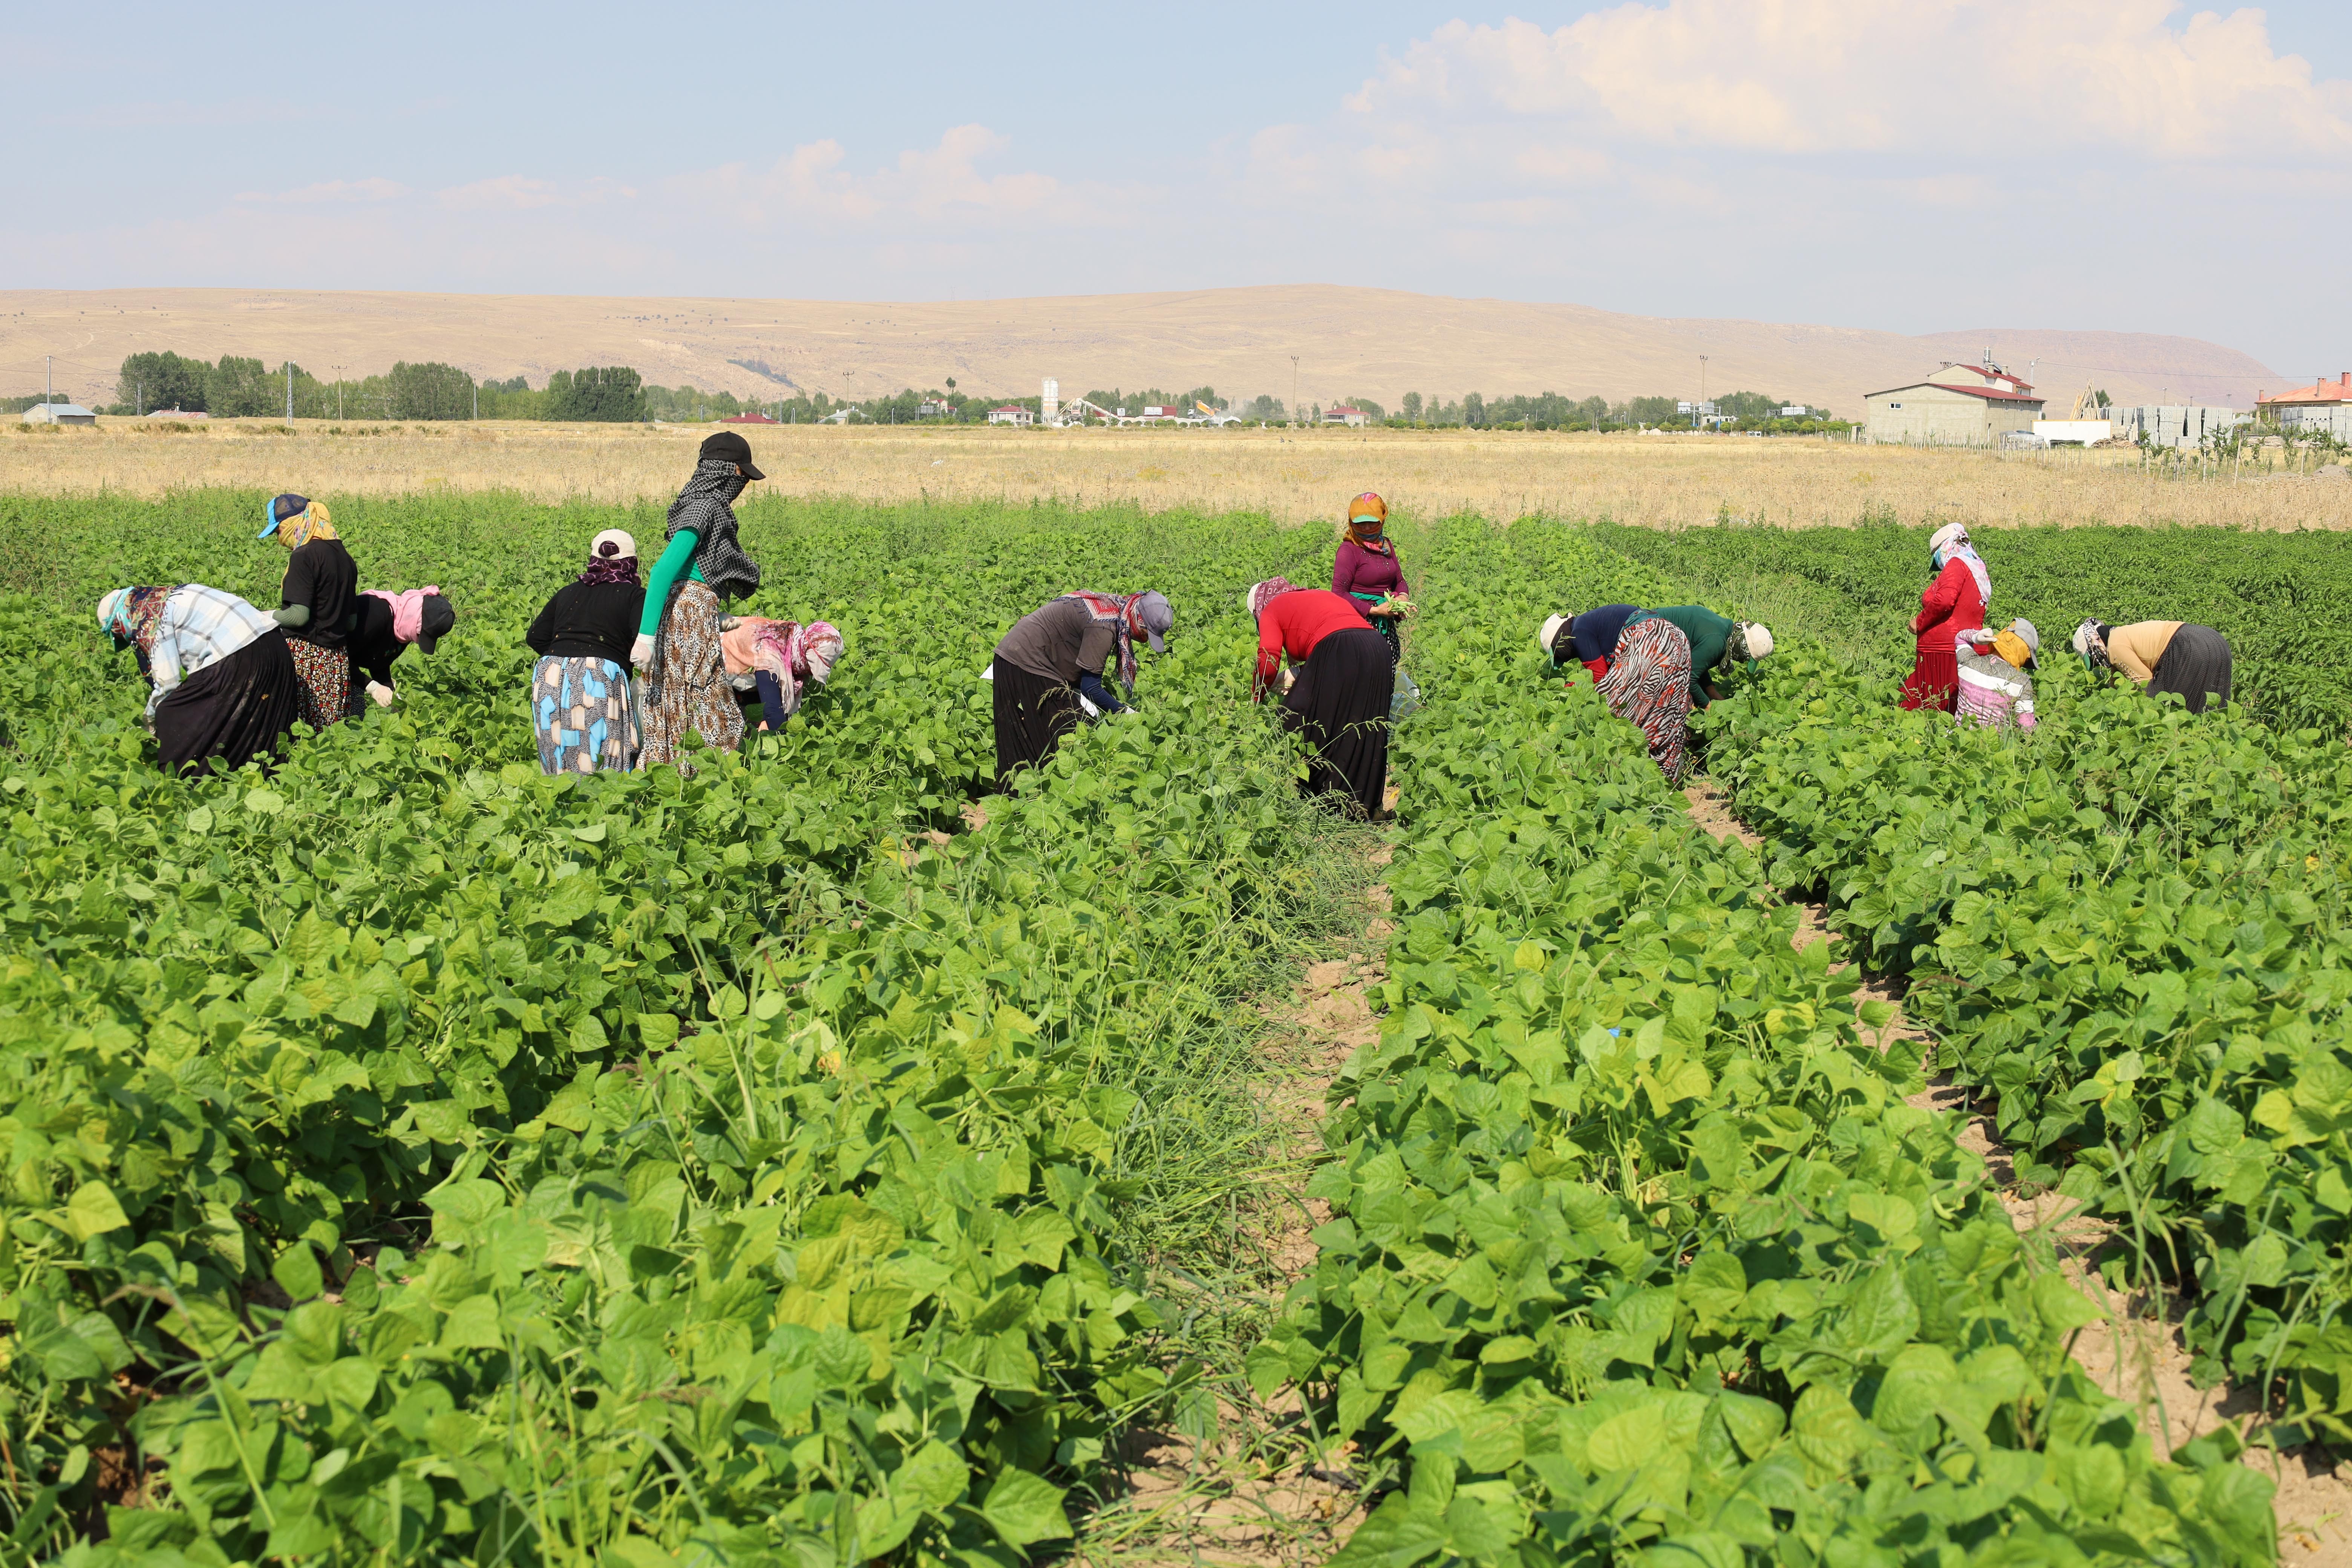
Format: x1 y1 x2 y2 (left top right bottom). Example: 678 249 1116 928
1685 778 2352 1562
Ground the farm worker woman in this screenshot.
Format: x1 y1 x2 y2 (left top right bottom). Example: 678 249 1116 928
1957 619 2040 730
629 432 767 769
1250 579 1393 820
260 493 362 731
2072 619 2231 714
526 530 648 773
1539 604 1642 684
1539 609 1698 782
98 585 302 776
1331 492 1412 664
351 586 455 706
1900 522 1989 712
990 590 1174 790
720 616 845 730
1640 606 1773 709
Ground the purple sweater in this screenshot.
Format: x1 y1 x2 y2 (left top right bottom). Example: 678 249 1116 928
1333 539 1410 600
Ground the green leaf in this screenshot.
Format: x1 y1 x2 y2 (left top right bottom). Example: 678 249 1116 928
66 1181 130 1241
978 1468 1069 1549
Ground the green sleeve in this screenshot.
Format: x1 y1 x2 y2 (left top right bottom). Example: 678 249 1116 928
638 530 698 637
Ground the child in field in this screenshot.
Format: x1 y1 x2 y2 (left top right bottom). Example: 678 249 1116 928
1955 618 2038 731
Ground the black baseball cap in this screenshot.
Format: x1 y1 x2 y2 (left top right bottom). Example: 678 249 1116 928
416 593 456 655
698 430 765 480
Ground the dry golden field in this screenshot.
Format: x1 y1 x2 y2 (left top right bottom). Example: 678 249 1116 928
5 416 2347 532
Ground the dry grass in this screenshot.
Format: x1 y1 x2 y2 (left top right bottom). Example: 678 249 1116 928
5 418 2347 531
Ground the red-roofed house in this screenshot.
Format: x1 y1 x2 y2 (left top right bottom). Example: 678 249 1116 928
1864 359 2046 446
987 405 1034 426
718 409 778 424
2259 373 2352 439
1321 405 1369 427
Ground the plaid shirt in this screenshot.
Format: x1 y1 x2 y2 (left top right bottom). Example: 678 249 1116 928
145 585 277 718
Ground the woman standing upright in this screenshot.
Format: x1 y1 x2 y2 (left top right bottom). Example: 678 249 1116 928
991 590 1173 790
629 433 766 768
98 583 301 775
1331 492 1412 663
1250 579 1393 819
260 493 361 731
1900 522 1989 712
527 529 647 774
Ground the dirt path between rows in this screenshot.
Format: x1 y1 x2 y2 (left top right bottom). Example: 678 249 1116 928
1685 780 2352 1563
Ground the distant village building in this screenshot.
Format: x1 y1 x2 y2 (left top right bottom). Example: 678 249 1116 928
987 405 1034 427
1864 361 2044 446
146 408 208 422
717 409 777 424
917 398 955 419
21 403 96 426
2105 405 2249 450
1321 405 1368 427
2258 374 2352 441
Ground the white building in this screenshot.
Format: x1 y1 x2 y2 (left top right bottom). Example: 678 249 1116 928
21 402 96 426
2031 420 2114 446
987 405 1034 427
1321 405 1368 427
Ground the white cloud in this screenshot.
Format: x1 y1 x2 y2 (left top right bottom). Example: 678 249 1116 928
680 124 1136 234
233 177 408 205
437 175 635 211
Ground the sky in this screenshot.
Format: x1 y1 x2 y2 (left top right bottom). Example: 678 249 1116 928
4 1 2348 375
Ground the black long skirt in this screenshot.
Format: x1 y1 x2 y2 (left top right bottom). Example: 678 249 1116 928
1280 627 1394 820
2148 624 2231 714
993 657 1084 791
155 629 302 776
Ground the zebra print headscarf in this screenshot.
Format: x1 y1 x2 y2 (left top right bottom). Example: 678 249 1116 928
665 459 763 601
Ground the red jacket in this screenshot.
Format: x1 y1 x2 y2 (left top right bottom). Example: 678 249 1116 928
1912 557 1985 654
1254 590 1371 698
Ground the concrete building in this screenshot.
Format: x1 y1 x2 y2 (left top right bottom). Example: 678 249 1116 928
1321 405 1368 427
987 405 1034 427
2105 405 2249 450
2257 374 2352 442
1864 361 2044 446
21 402 96 426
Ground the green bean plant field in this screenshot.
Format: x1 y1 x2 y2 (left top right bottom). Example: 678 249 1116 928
0 491 2338 1566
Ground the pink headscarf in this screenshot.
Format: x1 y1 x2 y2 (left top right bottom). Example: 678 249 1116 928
721 618 843 716
362 585 444 644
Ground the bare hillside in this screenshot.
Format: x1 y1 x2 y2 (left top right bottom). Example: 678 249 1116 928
0 284 2278 416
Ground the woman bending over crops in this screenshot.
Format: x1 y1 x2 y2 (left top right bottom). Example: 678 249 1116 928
1540 609 1697 783
527 529 648 773
260 493 362 731
352 586 454 707
2073 619 2231 714
1957 619 2040 730
720 615 844 731
98 584 301 776
1251 579 1393 819
1623 606 1773 710
1332 493 1413 664
629 433 767 769
1900 522 1989 712
990 590 1174 790
1538 603 1642 685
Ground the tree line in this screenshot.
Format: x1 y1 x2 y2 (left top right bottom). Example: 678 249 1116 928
104 353 649 422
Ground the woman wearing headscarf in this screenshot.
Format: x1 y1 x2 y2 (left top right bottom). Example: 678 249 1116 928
1537 605 1643 685
1542 608 1697 783
1957 619 2040 730
2072 619 2231 714
1331 492 1412 663
629 432 767 768
97 584 300 775
260 493 361 731
351 586 455 706
720 616 845 730
526 529 648 775
990 590 1174 790
1249 578 1392 819
1631 606 1773 710
1900 522 1989 712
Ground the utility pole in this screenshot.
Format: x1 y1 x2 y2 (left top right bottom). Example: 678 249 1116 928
472 380 478 421
286 361 294 424
1698 356 1708 430
46 355 52 410
1289 356 1300 428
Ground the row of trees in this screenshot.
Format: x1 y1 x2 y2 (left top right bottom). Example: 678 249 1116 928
101 354 648 422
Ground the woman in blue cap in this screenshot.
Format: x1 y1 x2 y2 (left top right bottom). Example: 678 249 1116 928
259 493 362 731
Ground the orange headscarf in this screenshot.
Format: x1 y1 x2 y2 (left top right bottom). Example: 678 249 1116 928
1346 492 1390 551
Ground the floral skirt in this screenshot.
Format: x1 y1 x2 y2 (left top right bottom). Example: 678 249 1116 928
1597 617 1693 783
533 655 635 774
287 637 355 732
637 581 743 770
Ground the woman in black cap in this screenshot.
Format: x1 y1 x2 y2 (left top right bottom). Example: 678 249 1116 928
629 432 766 768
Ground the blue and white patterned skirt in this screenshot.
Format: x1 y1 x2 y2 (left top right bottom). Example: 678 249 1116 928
532 655 635 774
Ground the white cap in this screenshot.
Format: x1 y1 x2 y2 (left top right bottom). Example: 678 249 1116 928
590 528 637 560
1242 587 1259 616
1539 613 1568 656
1741 622 1774 658
1929 522 1969 553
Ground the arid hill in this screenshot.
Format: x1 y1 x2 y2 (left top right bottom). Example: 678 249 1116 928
0 284 2280 417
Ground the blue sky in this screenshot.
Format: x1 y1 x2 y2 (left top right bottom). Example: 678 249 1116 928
6 2 2347 372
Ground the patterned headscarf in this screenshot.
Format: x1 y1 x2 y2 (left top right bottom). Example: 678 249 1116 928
99 586 173 676
745 619 843 719
665 459 762 600
1245 578 1302 621
2072 619 2112 672
262 494 337 547
1059 593 1158 692
1346 492 1393 554
1928 521 1991 624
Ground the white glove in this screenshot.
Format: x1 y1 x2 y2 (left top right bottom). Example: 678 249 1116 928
365 681 396 707
630 633 656 667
